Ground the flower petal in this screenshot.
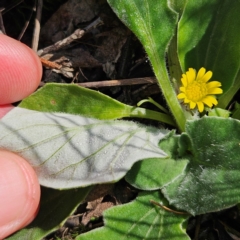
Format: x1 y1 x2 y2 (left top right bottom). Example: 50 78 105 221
202 96 218 106
197 102 204 112
196 67 206 81
180 87 186 92
177 93 186 99
208 88 223 94
201 70 212 82
190 101 196 109
202 96 214 107
181 74 188 87
207 81 222 88
186 68 196 84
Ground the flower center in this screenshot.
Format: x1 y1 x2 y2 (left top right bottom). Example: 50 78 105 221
185 81 208 102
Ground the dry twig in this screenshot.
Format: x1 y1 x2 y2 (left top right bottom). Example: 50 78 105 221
150 200 189 215
37 17 103 56
32 0 42 52
39 77 157 88
0 8 6 34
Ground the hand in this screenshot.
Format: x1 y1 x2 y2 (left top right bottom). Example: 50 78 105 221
0 34 42 239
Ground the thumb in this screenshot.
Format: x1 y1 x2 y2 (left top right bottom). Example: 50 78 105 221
0 150 40 239
0 104 14 118
0 33 42 105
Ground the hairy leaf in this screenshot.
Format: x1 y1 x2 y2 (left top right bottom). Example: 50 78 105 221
125 132 188 190
162 117 240 215
20 83 175 126
78 191 190 240
107 0 186 131
19 83 132 120
0 108 168 189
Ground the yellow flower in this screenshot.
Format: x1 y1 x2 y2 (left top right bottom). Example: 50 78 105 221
177 67 223 112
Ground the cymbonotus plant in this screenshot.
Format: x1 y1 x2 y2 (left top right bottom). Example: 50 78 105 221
2 0 240 239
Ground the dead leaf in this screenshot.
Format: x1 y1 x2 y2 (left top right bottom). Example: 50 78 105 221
82 197 114 226
40 0 97 45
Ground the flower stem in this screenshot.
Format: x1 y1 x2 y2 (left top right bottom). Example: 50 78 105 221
147 32 187 131
137 97 169 114
129 107 176 127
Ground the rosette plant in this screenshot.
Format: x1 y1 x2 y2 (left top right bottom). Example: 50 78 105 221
2 0 240 239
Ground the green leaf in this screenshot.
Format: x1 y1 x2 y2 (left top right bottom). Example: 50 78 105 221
178 0 240 108
0 108 168 189
7 187 91 240
208 108 231 118
162 117 240 215
78 191 190 240
19 83 176 126
125 132 189 190
232 102 240 120
19 83 132 120
107 0 186 131
169 0 187 17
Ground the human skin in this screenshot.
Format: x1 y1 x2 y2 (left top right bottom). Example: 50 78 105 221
0 34 42 239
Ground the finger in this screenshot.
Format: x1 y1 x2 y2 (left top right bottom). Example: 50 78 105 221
0 151 41 239
0 104 14 118
0 34 42 105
